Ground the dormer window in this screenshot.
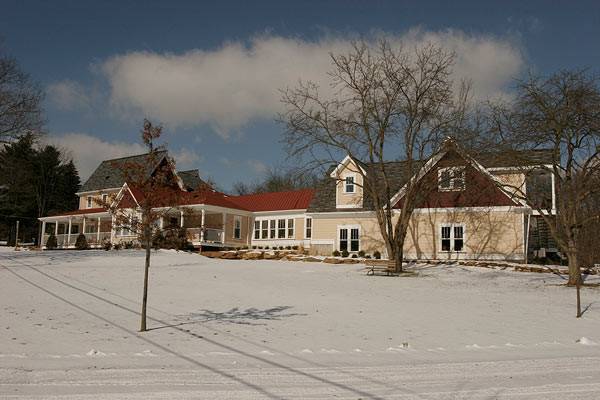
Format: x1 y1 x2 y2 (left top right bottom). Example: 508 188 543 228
344 176 355 193
438 167 465 192
86 196 92 208
102 194 108 204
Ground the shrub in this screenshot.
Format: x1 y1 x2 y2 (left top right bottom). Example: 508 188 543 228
74 233 89 250
286 245 292 250
123 241 135 249
373 250 381 259
45 233 58 250
279 246 284 250
252 245 257 249
358 250 365 258
113 242 122 251
341 250 349 258
102 240 112 251
332 250 340 257
351 254 357 258
258 246 263 249
265 246 270 250
365 254 372 259
292 245 299 250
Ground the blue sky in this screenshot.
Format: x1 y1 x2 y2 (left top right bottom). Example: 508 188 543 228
2 0 599 191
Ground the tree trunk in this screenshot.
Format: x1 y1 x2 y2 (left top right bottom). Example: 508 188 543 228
566 243 582 286
576 281 582 318
394 244 403 274
140 237 150 332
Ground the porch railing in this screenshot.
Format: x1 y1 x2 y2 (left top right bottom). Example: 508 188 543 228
187 228 224 244
43 232 111 248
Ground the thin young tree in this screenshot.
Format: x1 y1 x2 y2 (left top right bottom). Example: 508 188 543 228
102 120 187 331
280 39 467 272
488 70 600 317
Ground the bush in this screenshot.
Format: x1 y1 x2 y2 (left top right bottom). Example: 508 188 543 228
286 245 292 250
102 240 112 251
74 233 89 250
45 233 58 250
123 241 135 249
373 250 381 259
292 245 299 250
265 246 270 250
358 250 365 258
332 250 340 257
279 246 284 250
258 246 263 249
113 242 122 250
341 250 349 258
351 254 357 258
252 245 257 249
365 254 372 259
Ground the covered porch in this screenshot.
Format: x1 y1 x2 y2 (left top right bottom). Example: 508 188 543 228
159 207 227 247
40 210 112 249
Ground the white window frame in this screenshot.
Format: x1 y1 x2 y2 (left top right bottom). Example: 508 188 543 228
253 220 260 239
277 219 286 239
102 193 108 204
337 225 360 252
261 220 268 239
343 174 356 194
233 216 242 239
86 196 92 208
287 218 294 238
438 166 466 192
440 223 466 253
304 217 312 239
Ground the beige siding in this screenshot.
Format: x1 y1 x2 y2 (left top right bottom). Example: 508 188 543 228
294 217 305 240
224 214 250 246
334 161 364 208
78 189 120 210
311 209 525 260
494 171 526 196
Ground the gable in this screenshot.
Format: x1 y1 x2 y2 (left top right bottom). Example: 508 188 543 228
393 150 519 209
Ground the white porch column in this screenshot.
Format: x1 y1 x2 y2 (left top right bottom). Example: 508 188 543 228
96 217 101 243
222 212 226 243
67 218 72 247
41 221 46 248
54 221 58 235
200 209 205 242
180 210 184 228
110 215 116 243
159 216 164 230
82 217 86 235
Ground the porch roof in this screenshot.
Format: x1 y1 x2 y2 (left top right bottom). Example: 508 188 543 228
41 208 110 220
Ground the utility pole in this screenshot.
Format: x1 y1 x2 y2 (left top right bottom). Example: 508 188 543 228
15 220 19 250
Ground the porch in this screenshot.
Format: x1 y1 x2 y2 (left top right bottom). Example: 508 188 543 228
160 208 228 247
40 211 112 249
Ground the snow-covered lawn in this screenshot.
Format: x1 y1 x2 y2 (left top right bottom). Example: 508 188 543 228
1 248 599 399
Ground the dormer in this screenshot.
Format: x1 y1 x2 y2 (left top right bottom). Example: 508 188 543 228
330 155 365 209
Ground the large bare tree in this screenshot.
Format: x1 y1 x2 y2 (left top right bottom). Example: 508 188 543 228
0 50 44 143
488 70 600 316
280 40 468 272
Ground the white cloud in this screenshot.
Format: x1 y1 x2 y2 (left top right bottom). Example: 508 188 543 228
46 80 91 111
48 133 201 181
247 159 268 174
99 30 524 137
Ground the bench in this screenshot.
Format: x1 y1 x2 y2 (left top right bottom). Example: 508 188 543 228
364 260 397 276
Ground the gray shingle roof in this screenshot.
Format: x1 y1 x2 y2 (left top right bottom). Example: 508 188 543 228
178 169 207 191
79 151 168 192
307 148 554 213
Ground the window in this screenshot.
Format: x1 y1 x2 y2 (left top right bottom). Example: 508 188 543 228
269 220 276 238
344 176 355 193
278 219 286 238
233 217 242 239
261 220 268 239
339 226 360 252
287 218 294 238
71 224 79 234
86 196 92 208
254 221 260 239
170 217 178 227
305 217 312 239
438 167 466 192
441 224 465 252
102 194 108 204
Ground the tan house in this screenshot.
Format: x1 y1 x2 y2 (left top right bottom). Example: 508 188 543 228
39 142 556 262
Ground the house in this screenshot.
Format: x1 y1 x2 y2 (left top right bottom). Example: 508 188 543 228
39 140 556 262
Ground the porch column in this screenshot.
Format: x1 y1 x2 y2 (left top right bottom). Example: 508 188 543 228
67 218 72 247
159 216 163 230
41 220 46 248
82 217 86 236
200 209 205 242
54 221 58 235
96 217 101 243
110 215 116 243
222 212 226 243
180 210 184 228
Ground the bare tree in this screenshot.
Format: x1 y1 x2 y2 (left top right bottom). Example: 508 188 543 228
101 120 187 331
0 50 44 143
231 167 319 195
280 39 467 272
488 70 600 317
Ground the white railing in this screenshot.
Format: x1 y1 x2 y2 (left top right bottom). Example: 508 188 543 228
43 232 111 248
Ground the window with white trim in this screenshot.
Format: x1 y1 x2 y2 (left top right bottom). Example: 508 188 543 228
277 219 286 238
438 166 466 192
87 196 92 208
441 224 465 252
254 221 260 239
339 226 360 252
102 194 108 204
287 218 294 238
305 217 312 239
261 220 268 239
344 176 355 193
233 216 242 239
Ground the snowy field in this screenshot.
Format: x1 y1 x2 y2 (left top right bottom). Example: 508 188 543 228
1 248 599 399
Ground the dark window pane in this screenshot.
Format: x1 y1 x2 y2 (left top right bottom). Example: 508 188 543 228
442 239 451 251
350 240 359 252
340 240 348 251
454 239 464 252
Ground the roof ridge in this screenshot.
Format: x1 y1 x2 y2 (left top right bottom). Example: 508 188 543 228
100 150 168 163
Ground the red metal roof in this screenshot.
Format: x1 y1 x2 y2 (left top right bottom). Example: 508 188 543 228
48 208 108 217
229 189 315 212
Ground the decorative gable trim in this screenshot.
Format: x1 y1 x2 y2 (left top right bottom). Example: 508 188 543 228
329 155 367 178
114 183 140 209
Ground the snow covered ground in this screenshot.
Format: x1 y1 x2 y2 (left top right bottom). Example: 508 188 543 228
0 247 599 399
